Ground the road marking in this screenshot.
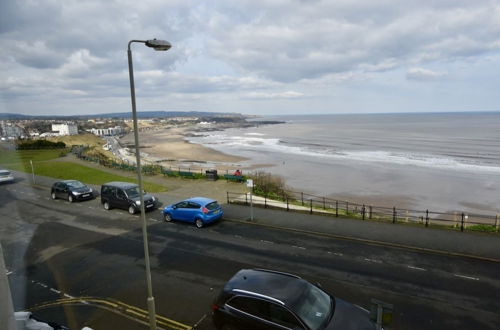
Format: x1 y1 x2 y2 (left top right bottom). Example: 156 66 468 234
234 235 242 238
63 293 74 299
454 274 479 281
6 271 13 276
407 265 426 271
364 258 382 263
334 252 343 256
149 218 159 222
193 314 207 328
292 245 306 250
50 288 61 294
260 240 274 244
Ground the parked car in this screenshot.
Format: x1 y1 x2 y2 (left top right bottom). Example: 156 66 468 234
0 169 14 184
212 269 377 330
162 197 223 228
51 180 93 202
101 181 157 214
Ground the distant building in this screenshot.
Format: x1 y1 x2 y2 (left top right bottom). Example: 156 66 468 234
52 123 78 136
90 126 123 136
0 121 25 138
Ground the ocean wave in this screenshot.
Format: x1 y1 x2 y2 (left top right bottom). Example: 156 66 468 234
191 133 500 174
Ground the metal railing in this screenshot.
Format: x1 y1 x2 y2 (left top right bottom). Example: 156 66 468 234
226 191 500 233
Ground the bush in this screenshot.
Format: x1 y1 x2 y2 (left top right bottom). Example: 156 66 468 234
251 171 292 200
16 140 66 150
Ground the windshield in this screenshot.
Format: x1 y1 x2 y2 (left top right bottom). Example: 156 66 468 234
294 284 332 330
125 187 141 198
66 181 85 189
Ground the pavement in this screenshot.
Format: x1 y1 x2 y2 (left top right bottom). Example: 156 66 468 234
12 169 500 263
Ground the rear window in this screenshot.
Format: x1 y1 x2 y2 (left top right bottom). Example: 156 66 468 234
206 201 219 210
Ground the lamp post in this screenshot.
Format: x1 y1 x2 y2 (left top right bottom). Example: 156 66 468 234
127 39 171 330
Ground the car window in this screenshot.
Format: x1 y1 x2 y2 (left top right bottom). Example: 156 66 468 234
187 202 201 209
102 186 114 195
206 201 219 210
227 296 269 320
176 201 188 208
66 181 85 189
117 189 126 199
125 187 140 198
269 303 303 329
293 284 332 330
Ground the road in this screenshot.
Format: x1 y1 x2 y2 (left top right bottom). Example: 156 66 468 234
1 178 499 329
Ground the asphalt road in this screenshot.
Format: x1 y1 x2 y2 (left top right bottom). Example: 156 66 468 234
1 179 499 329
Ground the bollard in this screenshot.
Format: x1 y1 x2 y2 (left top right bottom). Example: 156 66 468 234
310 199 313 214
362 205 365 220
245 193 248 205
335 201 338 217
323 197 326 210
392 207 396 224
346 201 349 215
301 192 304 206
286 198 289 211
461 213 464 232
369 205 372 219
425 210 429 227
226 191 230 204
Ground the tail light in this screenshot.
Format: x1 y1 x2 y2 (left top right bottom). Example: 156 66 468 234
202 207 209 214
211 303 219 311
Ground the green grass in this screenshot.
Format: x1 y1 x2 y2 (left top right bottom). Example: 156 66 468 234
467 224 498 233
0 148 70 164
0 148 166 193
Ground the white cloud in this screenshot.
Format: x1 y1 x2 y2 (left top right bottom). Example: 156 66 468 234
406 68 447 81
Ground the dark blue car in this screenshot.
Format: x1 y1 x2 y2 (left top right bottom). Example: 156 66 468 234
162 197 223 228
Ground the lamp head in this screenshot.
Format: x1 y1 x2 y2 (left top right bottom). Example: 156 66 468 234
145 39 171 51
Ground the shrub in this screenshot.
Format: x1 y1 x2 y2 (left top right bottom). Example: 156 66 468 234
251 171 292 200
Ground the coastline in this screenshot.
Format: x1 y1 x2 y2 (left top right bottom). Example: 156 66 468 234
119 125 267 171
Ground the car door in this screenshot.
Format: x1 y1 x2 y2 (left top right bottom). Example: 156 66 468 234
224 296 303 330
115 188 129 210
56 182 67 199
186 202 201 221
171 201 189 221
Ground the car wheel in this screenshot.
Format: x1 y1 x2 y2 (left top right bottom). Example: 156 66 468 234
164 213 172 222
68 194 74 203
128 205 136 214
103 201 111 210
195 218 204 228
51 192 56 200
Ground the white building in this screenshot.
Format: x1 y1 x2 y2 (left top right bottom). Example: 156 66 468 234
90 126 123 136
51 123 78 136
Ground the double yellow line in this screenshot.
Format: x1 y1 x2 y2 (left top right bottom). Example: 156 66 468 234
29 296 192 330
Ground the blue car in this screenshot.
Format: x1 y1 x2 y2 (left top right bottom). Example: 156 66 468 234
162 197 223 228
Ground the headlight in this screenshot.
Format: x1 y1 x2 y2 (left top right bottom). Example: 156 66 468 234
73 191 81 195
135 200 141 206
88 188 93 193
152 196 156 202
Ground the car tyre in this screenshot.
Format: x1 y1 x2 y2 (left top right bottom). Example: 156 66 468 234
68 194 74 203
103 201 111 210
51 192 56 200
128 205 136 214
164 213 172 222
195 218 204 228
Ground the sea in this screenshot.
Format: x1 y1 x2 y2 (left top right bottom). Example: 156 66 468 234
187 112 500 215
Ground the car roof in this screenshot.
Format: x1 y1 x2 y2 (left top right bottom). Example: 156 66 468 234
185 197 217 205
0 169 11 173
223 269 307 308
102 181 137 188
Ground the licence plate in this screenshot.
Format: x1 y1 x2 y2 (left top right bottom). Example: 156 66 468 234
146 204 153 208
82 194 90 197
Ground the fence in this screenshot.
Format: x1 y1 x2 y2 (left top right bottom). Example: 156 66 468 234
226 191 500 233
71 145 245 179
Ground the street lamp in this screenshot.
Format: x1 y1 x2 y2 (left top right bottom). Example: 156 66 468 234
127 39 171 330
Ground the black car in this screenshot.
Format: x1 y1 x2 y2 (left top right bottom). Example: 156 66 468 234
100 181 157 214
212 269 377 330
51 180 94 202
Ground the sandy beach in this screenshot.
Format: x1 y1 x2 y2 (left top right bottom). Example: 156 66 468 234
119 126 250 171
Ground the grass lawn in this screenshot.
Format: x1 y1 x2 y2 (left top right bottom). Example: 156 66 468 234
0 147 166 193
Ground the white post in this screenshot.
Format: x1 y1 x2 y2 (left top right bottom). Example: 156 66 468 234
30 160 35 184
247 179 254 221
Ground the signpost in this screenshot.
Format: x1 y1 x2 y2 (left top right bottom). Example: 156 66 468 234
246 179 254 221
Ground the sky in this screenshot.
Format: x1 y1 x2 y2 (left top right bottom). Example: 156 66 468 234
1 0 500 116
